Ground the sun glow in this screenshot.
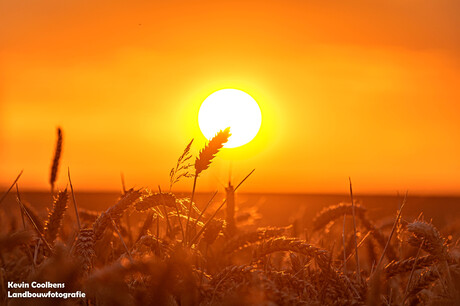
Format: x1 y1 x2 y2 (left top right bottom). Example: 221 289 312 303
198 89 262 148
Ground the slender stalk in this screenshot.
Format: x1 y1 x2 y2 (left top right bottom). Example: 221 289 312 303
404 240 424 302
235 169 255 190
225 182 236 235
158 186 173 238
156 214 160 250
110 217 133 262
194 190 218 226
189 169 255 246
349 177 361 282
186 174 198 244
156 214 160 239
16 197 53 253
16 183 36 272
374 191 407 274
167 189 186 243
189 198 227 246
33 240 41 266
342 213 347 274
125 214 133 247
0 170 23 206
340 231 371 269
68 168 81 230
120 172 126 194
15 184 26 229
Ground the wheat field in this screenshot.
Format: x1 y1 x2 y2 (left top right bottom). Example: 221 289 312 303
0 129 459 306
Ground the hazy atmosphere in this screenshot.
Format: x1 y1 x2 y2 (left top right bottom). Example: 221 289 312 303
1 0 460 194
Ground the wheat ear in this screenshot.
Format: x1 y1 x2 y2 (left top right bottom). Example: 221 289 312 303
408 267 439 297
384 255 437 277
135 192 177 211
407 221 447 259
195 127 231 176
407 220 454 295
253 237 330 270
223 226 291 253
92 189 142 240
44 189 69 244
312 203 367 232
73 228 95 276
202 219 223 245
49 127 62 193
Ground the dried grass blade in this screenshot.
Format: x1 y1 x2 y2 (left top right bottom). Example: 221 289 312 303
68 168 81 230
374 191 407 274
16 197 53 253
0 170 23 206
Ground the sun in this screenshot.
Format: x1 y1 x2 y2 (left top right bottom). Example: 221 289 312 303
198 89 262 148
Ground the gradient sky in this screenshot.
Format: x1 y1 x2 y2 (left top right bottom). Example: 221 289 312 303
1 0 459 194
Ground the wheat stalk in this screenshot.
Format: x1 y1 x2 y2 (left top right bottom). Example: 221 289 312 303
223 226 291 253
132 234 171 256
136 211 154 243
72 228 95 276
43 189 69 244
21 201 44 233
188 169 255 246
202 219 223 245
312 203 367 232
92 189 142 240
67 167 81 230
384 255 437 277
49 127 62 193
195 128 231 176
0 231 33 252
186 128 230 245
408 267 439 297
348 178 361 281
169 139 194 191
406 220 455 297
15 195 53 253
79 209 100 223
135 192 177 212
253 237 330 270
374 192 407 274
313 202 397 260
360 217 397 260
407 221 447 259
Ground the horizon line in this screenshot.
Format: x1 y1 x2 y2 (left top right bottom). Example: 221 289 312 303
4 188 460 198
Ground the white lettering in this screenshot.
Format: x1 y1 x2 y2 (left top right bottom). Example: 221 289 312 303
7 282 29 289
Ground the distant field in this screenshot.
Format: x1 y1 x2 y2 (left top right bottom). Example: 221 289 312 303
3 192 459 230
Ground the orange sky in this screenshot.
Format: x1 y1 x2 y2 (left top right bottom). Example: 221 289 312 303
1 0 460 194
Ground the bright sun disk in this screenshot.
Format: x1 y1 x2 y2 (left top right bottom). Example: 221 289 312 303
198 89 262 148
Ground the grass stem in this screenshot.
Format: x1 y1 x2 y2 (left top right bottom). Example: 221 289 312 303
68 168 81 230
348 177 361 282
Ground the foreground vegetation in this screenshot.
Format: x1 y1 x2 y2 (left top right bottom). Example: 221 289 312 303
0 128 459 305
